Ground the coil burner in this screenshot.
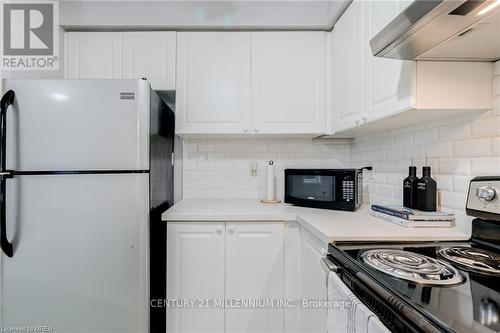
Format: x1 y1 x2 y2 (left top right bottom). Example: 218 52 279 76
361 249 464 285
437 246 500 276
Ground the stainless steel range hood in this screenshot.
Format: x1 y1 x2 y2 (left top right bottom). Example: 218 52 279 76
370 0 500 61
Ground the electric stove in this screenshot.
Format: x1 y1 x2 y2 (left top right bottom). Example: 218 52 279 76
327 176 500 333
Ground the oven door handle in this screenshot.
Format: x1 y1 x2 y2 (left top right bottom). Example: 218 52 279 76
321 256 339 288
321 257 338 273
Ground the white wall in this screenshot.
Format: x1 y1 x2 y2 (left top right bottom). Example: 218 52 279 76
182 139 350 200
351 61 500 233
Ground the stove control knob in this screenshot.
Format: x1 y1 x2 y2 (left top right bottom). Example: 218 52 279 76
476 186 496 201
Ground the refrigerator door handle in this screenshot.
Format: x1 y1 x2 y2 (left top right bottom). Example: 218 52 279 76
0 90 16 257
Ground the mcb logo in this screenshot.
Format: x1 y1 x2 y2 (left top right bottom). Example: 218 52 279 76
1 0 59 70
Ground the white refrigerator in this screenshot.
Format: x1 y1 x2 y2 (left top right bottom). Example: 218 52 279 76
0 79 174 333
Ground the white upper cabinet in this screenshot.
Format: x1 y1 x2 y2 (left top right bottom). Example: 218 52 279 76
176 31 326 136
122 32 176 90
65 32 176 90
330 1 361 132
251 32 325 134
329 0 493 134
176 32 251 135
361 0 415 123
65 32 123 79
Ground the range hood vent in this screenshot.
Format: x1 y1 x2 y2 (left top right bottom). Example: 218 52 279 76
370 0 500 61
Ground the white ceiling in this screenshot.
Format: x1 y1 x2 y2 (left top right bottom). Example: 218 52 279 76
59 1 351 31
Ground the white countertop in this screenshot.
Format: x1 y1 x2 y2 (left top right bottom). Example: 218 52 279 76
162 199 471 244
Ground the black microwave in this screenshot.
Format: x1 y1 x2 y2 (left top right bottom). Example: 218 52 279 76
284 169 363 211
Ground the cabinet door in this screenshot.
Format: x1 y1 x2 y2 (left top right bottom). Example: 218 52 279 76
226 222 284 333
300 228 328 333
176 32 251 134
361 0 415 123
123 32 176 90
65 32 122 79
251 32 325 134
167 222 225 333
331 2 362 132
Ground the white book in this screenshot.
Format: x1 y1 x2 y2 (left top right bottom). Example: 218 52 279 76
371 210 454 228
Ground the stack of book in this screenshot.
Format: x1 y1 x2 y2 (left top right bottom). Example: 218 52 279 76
370 204 455 228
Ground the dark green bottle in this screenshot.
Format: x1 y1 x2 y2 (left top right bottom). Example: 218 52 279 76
416 166 437 211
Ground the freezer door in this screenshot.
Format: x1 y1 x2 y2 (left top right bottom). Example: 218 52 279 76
1 173 149 333
2 79 150 171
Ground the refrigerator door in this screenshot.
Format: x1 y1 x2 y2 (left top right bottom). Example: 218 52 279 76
2 79 150 171
1 173 149 333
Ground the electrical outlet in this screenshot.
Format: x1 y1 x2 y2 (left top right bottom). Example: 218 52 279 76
251 161 257 177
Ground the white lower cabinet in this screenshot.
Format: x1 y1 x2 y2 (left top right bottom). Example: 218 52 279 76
167 221 285 333
167 221 329 333
225 222 284 333
166 222 225 333
300 228 328 333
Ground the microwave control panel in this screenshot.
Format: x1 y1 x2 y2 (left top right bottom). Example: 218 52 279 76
342 179 355 201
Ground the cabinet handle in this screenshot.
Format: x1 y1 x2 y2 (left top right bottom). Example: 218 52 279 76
355 116 362 126
243 128 248 133
216 226 223 234
254 128 259 133
362 114 368 123
228 225 235 234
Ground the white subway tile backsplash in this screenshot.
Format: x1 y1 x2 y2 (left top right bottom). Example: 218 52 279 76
471 116 500 138
186 170 207 180
403 144 425 159
183 138 350 200
438 123 471 141
471 158 500 175
385 173 403 186
197 180 216 189
426 142 453 158
453 138 491 157
378 184 395 197
440 191 467 210
413 128 438 144
438 159 471 175
435 175 453 192
453 175 472 194
197 143 216 153
393 133 413 147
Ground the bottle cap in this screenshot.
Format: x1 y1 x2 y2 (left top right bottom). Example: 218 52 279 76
422 166 431 177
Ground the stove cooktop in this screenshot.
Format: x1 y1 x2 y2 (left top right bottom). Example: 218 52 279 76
338 241 500 333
